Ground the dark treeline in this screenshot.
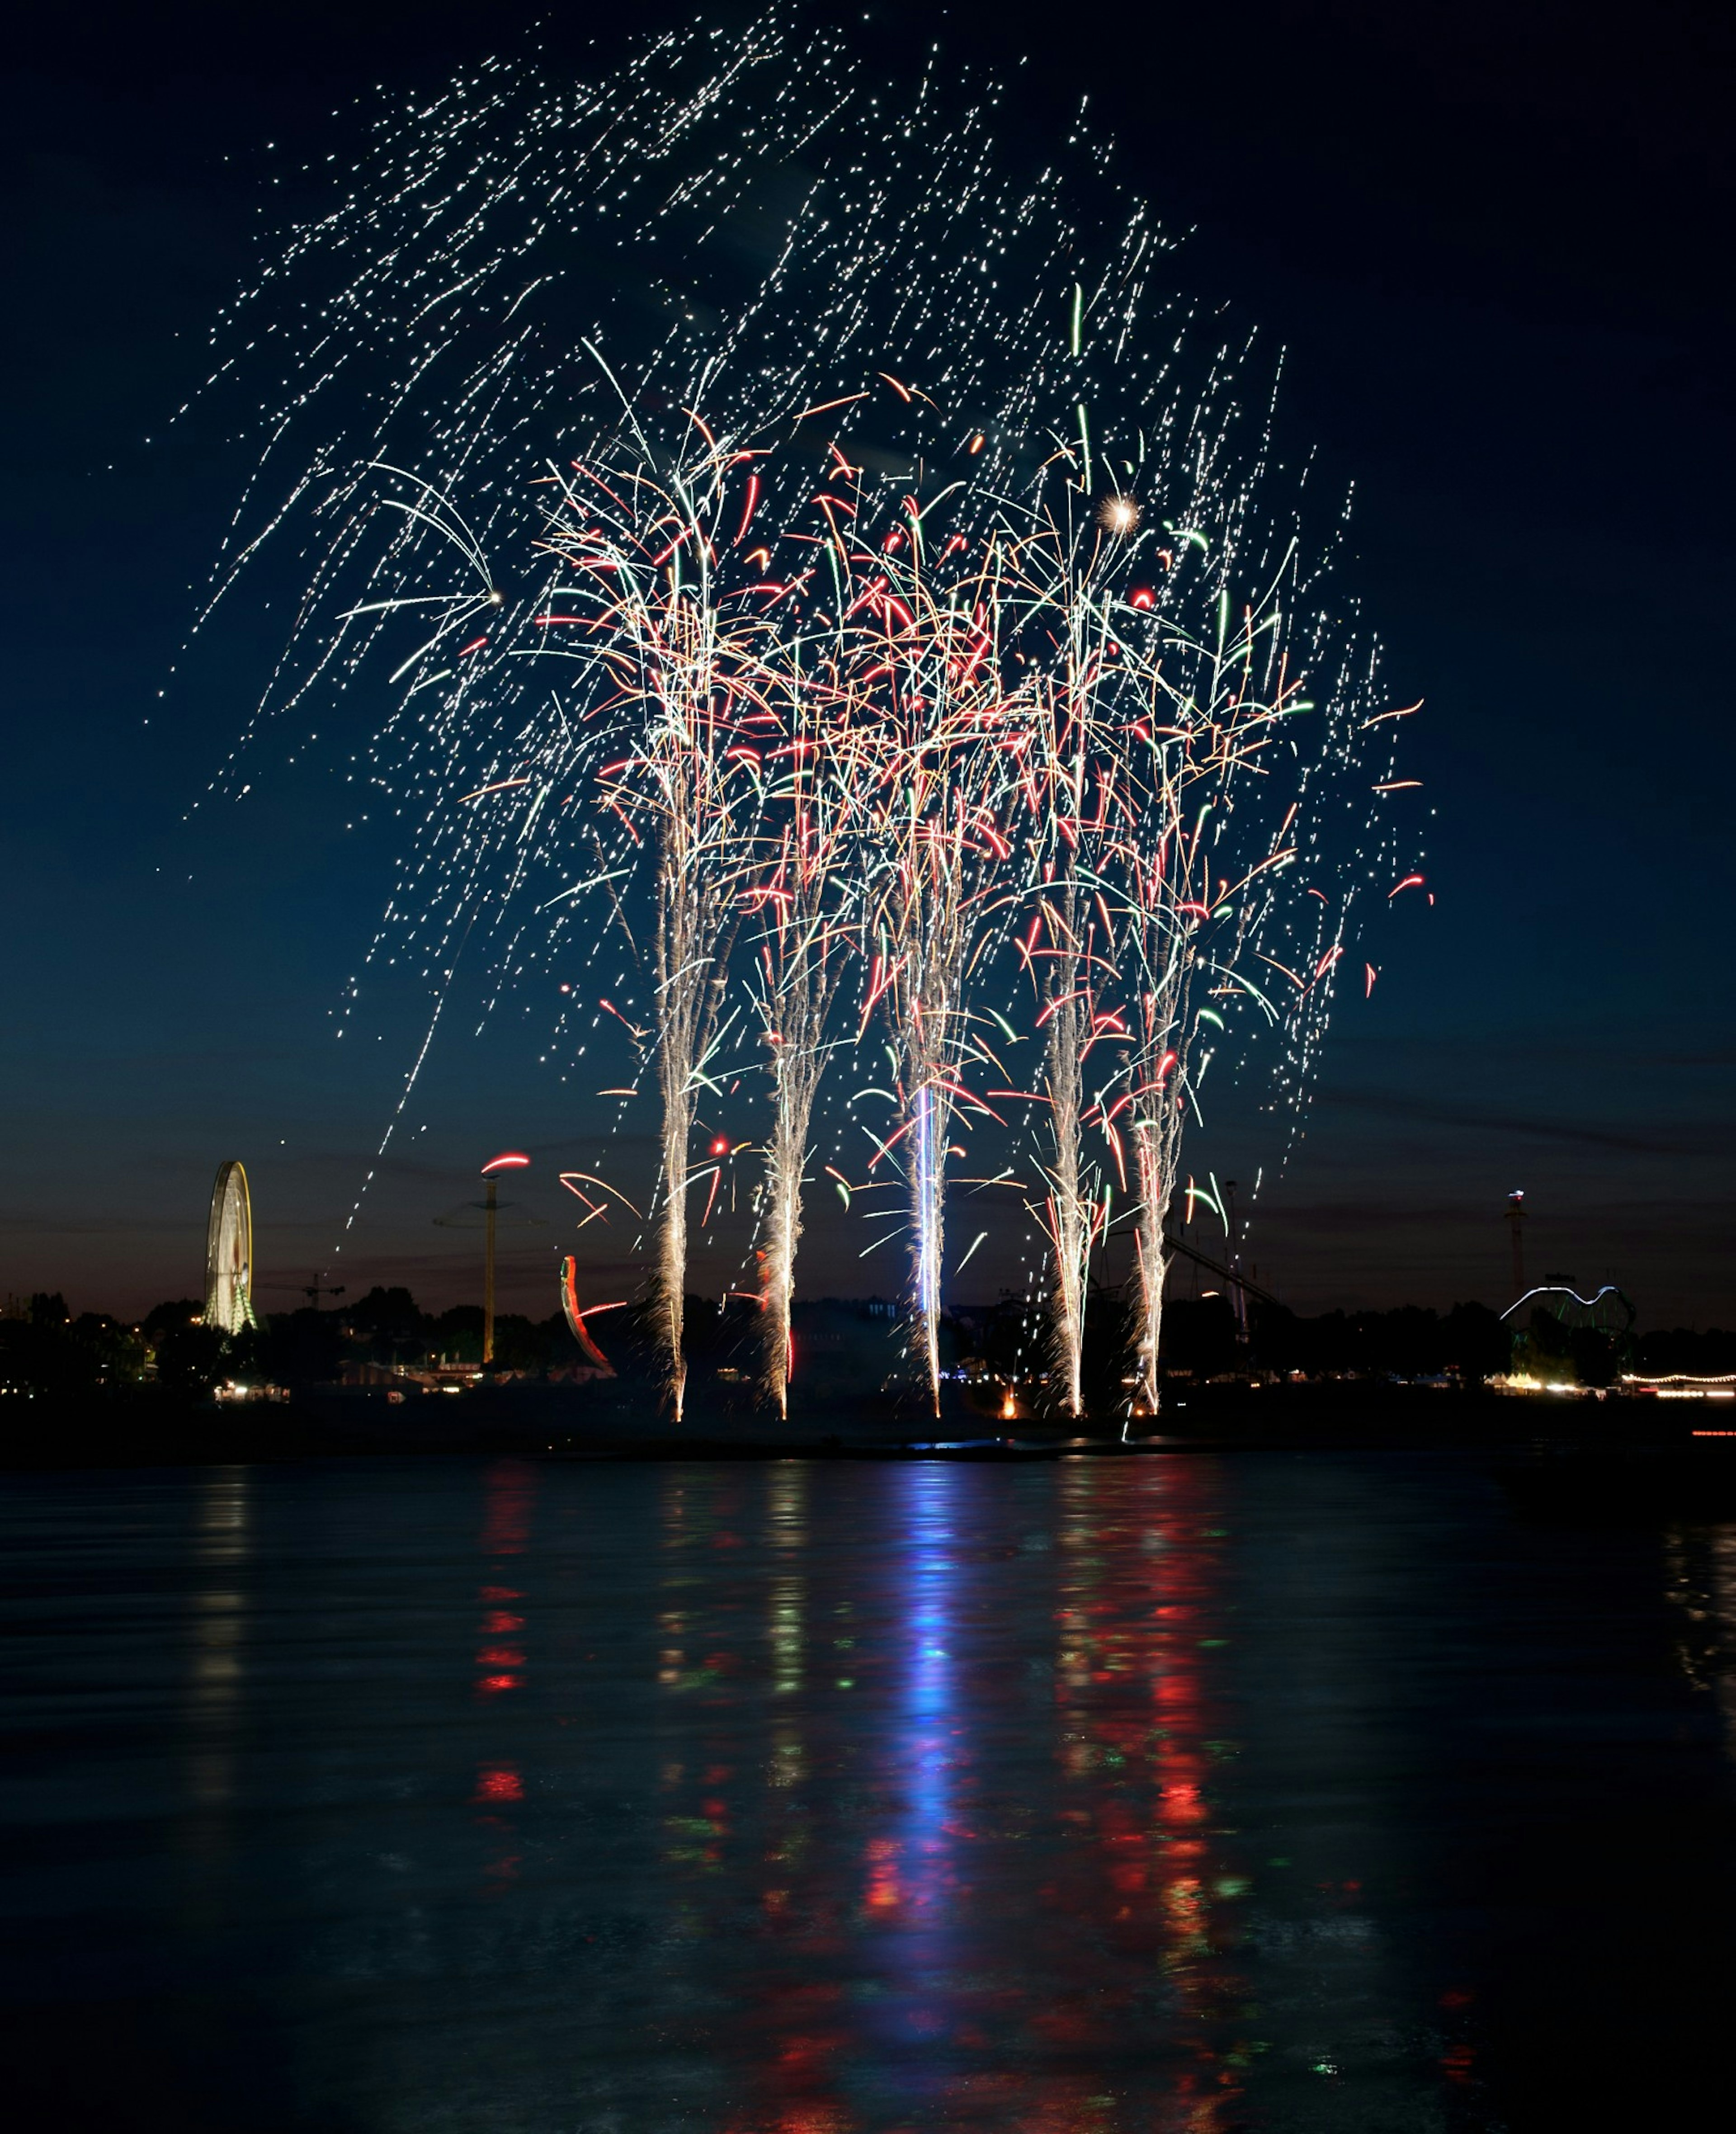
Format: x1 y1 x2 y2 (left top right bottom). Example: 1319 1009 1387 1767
4 1285 1733 1406
0 1287 577 1400
970 1294 1517 1397
1158 1297 1736 1387
1165 1296 1514 1381
0 1286 807 1403
972 1291 1736 1394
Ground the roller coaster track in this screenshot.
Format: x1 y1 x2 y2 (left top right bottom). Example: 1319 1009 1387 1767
1162 1230 1282 1313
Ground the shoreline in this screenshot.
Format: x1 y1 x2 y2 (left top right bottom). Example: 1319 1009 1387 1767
2 1378 1717 1473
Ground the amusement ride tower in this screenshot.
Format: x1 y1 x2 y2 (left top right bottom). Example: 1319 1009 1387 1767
204 1161 259 1335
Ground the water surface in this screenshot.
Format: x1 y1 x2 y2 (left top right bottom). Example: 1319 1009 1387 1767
4 1452 1733 2129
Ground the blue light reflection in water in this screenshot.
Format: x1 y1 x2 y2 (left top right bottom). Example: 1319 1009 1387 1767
869 1464 959 2091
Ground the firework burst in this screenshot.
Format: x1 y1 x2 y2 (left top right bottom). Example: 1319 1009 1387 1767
179 15 1419 1421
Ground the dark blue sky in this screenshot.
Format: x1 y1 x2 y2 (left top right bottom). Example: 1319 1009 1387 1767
4 0 1732 1325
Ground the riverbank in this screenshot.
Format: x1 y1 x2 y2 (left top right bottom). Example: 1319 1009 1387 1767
2 1374 1713 1472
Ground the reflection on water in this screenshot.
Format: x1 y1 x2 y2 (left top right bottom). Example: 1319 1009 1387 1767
3 1453 1735 2130
474 1463 538 1886
185 1467 249 1819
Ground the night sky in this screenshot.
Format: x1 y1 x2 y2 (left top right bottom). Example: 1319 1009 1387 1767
4 0 1731 1325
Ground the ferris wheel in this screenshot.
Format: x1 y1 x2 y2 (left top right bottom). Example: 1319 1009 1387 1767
204 1161 259 1335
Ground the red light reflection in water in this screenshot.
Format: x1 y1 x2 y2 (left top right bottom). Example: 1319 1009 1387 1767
475 1465 534 1698
654 1462 1260 2130
793 1463 1246 2129
475 1463 537 1889
480 1462 535 1557
993 1456 1252 2130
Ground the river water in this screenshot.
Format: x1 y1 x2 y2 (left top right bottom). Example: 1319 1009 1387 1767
3 1451 1734 2131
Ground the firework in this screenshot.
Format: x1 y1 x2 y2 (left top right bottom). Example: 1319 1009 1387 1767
1038 883 1100 1421
1008 516 1132 1421
182 16 1418 1422
857 558 1012 1412
744 679 859 1419
535 414 783 1416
